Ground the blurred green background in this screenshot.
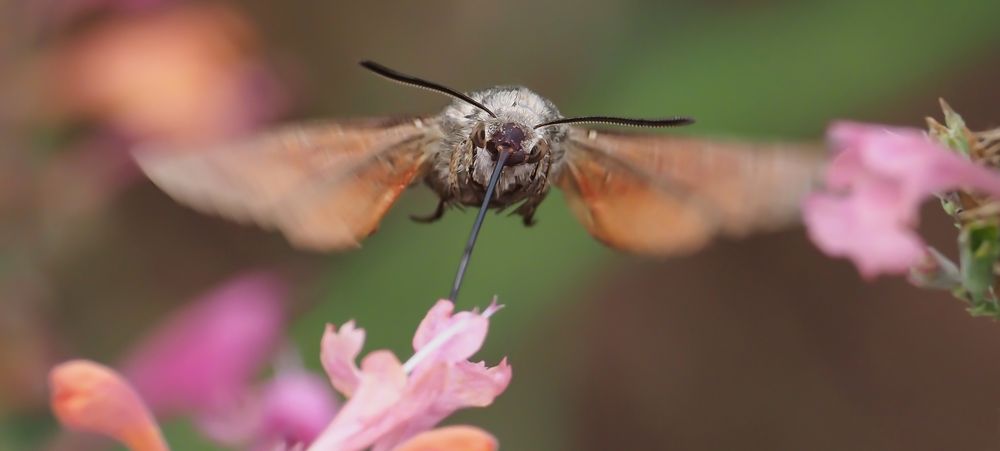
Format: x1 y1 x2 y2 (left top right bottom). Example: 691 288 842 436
4 0 1000 450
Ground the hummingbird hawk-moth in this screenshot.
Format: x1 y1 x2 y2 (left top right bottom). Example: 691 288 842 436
135 61 822 259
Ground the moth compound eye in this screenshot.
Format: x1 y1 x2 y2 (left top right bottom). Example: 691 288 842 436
471 124 487 148
527 139 549 163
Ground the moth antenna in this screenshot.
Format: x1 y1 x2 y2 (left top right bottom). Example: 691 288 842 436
449 150 511 302
534 116 695 129
360 60 497 118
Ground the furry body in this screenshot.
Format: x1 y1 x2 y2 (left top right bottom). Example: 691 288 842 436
424 86 569 224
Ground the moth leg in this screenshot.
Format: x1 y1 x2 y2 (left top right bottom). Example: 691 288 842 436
410 198 447 223
514 150 552 227
513 189 549 226
447 139 475 199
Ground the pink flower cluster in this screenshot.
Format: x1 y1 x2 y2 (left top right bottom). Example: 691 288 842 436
48 273 510 451
311 301 511 450
804 122 1000 278
116 272 335 448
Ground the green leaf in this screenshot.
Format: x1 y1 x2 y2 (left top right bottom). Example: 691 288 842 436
930 100 973 156
909 247 961 290
966 301 1000 318
959 222 1000 305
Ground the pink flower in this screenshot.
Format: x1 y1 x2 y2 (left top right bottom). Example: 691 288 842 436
121 271 286 415
48 299 510 451
309 300 511 451
49 360 496 451
195 362 338 449
55 352 337 451
804 121 1000 278
257 368 339 447
118 271 340 449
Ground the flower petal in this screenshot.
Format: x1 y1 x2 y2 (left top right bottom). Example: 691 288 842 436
392 426 498 451
409 300 501 370
193 363 338 448
371 360 511 450
411 301 463 351
192 397 260 446
257 369 338 446
808 121 1000 278
122 271 285 415
804 192 926 278
50 360 169 451
310 300 509 451
320 320 366 397
440 359 512 409
829 121 1000 199
308 351 408 451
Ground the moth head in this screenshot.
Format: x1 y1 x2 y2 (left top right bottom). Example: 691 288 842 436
358 60 692 168
472 121 548 166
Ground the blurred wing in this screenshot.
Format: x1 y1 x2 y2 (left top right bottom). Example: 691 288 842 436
134 118 439 251
556 129 825 255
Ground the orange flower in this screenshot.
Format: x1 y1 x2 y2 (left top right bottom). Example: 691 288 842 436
393 426 498 451
48 4 284 143
49 360 168 451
